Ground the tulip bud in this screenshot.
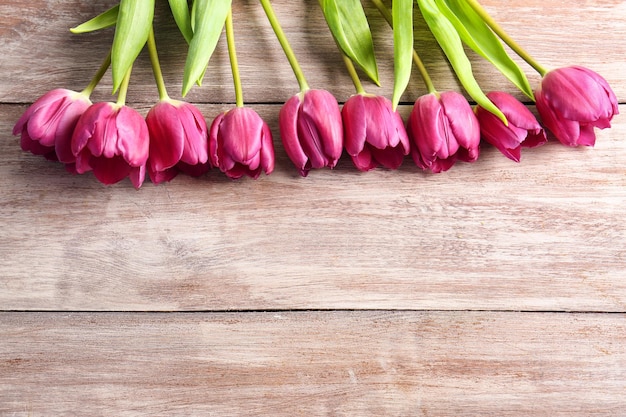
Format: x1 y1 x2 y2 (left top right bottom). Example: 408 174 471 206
342 94 409 171
535 66 618 147
71 102 149 189
13 89 91 165
475 91 547 162
146 99 210 184
279 89 343 176
209 107 274 179
407 92 480 173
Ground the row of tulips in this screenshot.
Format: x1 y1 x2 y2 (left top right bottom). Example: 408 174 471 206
14 65 618 188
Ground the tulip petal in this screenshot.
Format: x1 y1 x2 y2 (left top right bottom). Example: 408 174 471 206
440 91 480 151
90 155 132 185
370 145 405 170
129 165 146 189
542 67 616 123
179 103 208 165
342 95 367 156
209 112 224 167
147 102 185 172
260 122 275 175
26 98 66 147
576 124 597 147
21 130 54 156
279 94 309 174
536 91 581 146
305 90 343 162
364 96 394 150
430 157 456 173
299 91 339 168
221 108 263 164
149 164 178 185
116 105 149 166
351 146 376 171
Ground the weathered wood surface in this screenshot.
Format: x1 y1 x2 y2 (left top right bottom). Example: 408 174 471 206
2 103 626 311
1 0 626 414
1 311 625 416
1 0 626 104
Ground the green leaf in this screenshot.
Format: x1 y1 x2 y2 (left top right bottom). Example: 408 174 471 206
436 0 534 100
182 0 232 96
70 5 119 34
168 0 193 43
319 0 379 86
416 0 506 123
392 0 413 109
111 0 155 92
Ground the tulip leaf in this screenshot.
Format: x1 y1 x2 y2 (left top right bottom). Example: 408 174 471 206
392 0 413 109
70 5 119 34
182 0 232 96
319 0 379 86
416 0 506 123
436 0 534 100
168 0 193 43
111 0 155 93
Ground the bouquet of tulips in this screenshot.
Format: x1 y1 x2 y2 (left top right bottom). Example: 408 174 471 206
14 0 618 188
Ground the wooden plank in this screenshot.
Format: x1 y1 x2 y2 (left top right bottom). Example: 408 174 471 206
2 104 626 311
1 311 624 416
0 0 625 104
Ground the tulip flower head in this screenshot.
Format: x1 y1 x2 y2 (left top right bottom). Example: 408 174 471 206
146 99 210 184
13 89 92 165
535 66 618 147
475 91 547 162
342 94 410 171
407 91 480 173
209 107 275 179
71 102 149 189
279 89 343 176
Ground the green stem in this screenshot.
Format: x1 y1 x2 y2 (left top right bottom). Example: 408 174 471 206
370 0 436 94
147 26 169 101
412 51 436 95
370 0 393 26
116 66 132 106
259 0 309 92
342 54 365 94
464 0 547 76
225 8 244 108
81 51 112 97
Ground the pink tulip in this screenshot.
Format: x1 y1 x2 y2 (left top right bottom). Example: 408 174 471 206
209 107 274 179
71 102 149 189
342 94 409 171
146 99 209 184
13 89 91 165
279 89 343 176
535 66 618 146
407 92 480 173
475 92 546 162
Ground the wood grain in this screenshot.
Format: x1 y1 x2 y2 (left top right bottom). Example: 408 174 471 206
1 311 625 416
1 1 625 104
2 104 626 311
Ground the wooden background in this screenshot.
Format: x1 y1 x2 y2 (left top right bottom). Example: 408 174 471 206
1 0 625 415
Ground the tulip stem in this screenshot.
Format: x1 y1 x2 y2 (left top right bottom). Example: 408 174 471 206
225 8 244 108
81 51 112 97
412 51 437 95
342 54 366 95
116 66 132 106
370 0 436 94
147 26 169 101
259 0 309 92
463 0 547 76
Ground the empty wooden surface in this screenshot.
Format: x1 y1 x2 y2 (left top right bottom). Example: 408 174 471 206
1 0 625 415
